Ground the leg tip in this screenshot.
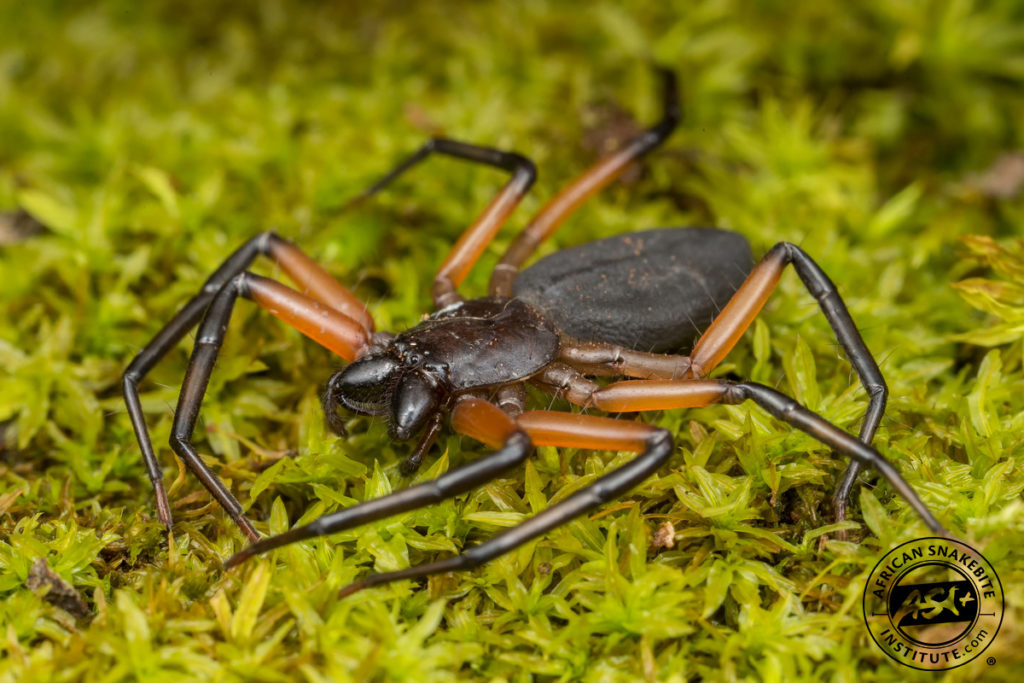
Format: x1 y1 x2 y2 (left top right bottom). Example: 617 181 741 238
399 455 423 477
337 579 371 599
222 547 252 570
154 489 174 529
831 499 850 542
238 517 261 544
341 194 369 213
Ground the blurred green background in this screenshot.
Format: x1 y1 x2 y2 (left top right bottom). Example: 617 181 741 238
2 0 1024 680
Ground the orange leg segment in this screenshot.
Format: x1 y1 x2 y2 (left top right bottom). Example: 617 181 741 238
266 236 374 332
558 342 693 379
433 170 534 307
243 273 370 362
687 247 785 378
490 68 679 297
590 379 731 413
517 410 659 452
450 397 521 449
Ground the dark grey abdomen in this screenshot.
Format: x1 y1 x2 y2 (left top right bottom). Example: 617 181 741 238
513 228 753 352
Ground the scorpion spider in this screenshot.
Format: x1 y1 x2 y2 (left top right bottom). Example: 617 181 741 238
123 68 947 597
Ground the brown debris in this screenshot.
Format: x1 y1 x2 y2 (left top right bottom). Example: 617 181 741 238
651 520 676 550
26 557 92 620
0 209 47 246
583 102 645 184
972 152 1024 199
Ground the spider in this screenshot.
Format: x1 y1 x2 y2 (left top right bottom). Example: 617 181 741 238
123 69 947 597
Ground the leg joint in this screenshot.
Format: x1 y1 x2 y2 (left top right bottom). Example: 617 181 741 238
505 430 533 457
168 433 188 456
255 230 279 252
123 368 140 388
721 381 749 405
646 427 674 454
772 241 799 263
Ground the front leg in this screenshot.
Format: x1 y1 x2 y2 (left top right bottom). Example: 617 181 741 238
337 410 673 597
168 273 372 540
124 232 374 529
225 397 531 568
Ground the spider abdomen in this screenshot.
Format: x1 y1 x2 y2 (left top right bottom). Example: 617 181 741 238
513 227 753 352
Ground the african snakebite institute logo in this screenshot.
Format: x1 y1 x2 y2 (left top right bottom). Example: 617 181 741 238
863 537 1003 671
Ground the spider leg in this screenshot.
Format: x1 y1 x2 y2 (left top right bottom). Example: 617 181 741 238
540 367 944 535
335 411 672 597
334 377 943 598
170 272 372 540
123 232 373 532
223 397 530 568
558 343 692 379
683 242 888 525
351 138 536 308
399 412 445 475
494 383 527 417
490 67 680 297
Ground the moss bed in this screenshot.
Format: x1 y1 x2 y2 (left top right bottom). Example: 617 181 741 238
2 1 1024 680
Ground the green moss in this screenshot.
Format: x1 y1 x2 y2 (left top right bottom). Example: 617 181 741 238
2 1 1024 680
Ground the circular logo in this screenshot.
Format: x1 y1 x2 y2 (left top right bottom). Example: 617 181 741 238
863 537 1003 670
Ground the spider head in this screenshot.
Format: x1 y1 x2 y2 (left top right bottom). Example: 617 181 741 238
323 354 444 441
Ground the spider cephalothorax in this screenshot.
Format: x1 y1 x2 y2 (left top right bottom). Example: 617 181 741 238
124 68 949 597
326 297 559 442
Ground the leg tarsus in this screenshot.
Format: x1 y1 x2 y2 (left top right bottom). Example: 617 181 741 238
731 381 945 535
832 381 888 532
123 371 174 527
832 462 860 536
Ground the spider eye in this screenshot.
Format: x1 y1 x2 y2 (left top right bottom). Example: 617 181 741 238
326 356 400 417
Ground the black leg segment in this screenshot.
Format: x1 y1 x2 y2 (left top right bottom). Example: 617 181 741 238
124 231 372 534
780 242 888 523
124 232 279 530
167 275 260 541
349 137 536 205
725 381 942 535
224 430 534 568
333 429 673 598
